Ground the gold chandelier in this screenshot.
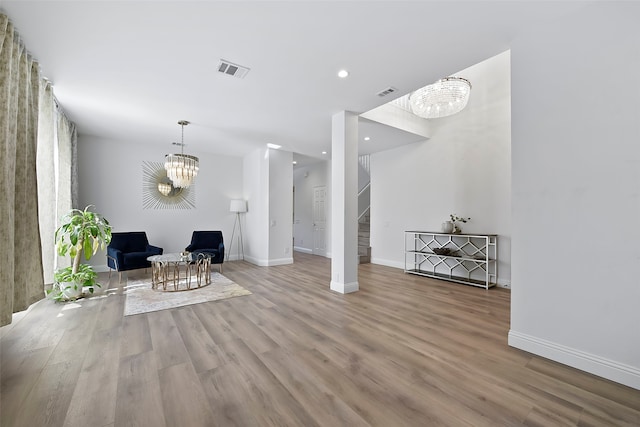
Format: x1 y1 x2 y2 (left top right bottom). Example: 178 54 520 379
157 182 172 196
409 77 471 119
164 120 199 188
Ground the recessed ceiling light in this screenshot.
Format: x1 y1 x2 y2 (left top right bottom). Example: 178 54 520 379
322 151 327 155
267 143 281 149
337 70 349 78
364 137 370 141
292 161 297 165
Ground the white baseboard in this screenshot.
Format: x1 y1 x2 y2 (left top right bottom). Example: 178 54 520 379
268 257 294 266
244 255 293 267
293 246 313 254
370 257 404 270
243 255 262 265
330 280 359 294
497 278 511 289
93 265 110 273
508 330 640 390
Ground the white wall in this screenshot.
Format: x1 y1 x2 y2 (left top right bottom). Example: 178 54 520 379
78 135 243 269
371 51 512 287
293 160 330 254
509 2 640 390
243 148 269 264
268 149 293 265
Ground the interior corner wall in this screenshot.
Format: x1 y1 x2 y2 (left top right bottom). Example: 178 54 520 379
242 147 294 266
293 160 331 255
509 2 640 390
243 148 270 265
77 135 243 270
370 50 512 288
268 149 293 265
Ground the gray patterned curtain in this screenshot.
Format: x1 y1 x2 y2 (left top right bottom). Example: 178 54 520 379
0 14 45 326
37 83 77 283
55 106 76 270
37 80 56 284
57 106 78 211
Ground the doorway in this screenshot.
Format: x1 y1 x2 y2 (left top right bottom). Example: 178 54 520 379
312 185 327 256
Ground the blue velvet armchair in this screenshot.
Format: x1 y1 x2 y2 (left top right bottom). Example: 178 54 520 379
185 231 224 272
107 232 163 281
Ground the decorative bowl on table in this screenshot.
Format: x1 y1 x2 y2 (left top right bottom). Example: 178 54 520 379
432 247 456 256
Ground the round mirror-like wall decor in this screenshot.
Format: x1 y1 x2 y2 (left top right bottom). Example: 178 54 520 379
142 161 195 209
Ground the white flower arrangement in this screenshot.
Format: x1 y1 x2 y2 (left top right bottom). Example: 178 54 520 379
450 214 471 234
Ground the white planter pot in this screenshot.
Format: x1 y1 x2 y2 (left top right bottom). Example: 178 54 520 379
59 281 83 300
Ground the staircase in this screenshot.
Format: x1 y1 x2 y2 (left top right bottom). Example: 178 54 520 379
358 211 371 264
358 155 371 264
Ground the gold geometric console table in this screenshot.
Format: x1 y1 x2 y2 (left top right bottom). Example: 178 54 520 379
147 252 211 291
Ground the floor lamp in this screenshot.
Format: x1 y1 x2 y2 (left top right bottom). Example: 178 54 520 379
228 199 247 261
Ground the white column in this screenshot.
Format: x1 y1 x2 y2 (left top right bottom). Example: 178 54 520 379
330 111 359 293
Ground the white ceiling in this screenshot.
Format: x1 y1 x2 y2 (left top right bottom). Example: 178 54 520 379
2 1 590 160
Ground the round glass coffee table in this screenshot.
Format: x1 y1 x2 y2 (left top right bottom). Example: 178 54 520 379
147 252 211 291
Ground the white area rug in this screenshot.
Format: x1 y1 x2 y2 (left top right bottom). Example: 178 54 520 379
124 272 252 316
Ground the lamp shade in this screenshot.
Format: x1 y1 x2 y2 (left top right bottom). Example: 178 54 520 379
230 199 247 213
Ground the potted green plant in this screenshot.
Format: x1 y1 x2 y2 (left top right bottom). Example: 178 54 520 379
49 205 112 301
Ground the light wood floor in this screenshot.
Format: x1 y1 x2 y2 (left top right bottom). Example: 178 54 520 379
1 252 639 426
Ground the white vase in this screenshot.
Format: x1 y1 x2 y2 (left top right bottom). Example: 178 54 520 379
441 221 454 233
60 281 83 300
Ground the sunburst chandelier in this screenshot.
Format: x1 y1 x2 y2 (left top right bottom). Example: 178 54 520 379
165 120 199 188
409 77 471 119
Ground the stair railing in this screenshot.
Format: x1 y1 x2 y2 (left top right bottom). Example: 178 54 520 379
357 154 371 223
358 183 370 222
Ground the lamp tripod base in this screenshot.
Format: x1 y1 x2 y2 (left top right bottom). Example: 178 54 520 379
227 212 244 261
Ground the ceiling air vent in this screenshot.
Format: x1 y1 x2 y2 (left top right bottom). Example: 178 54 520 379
217 59 250 79
376 86 397 97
